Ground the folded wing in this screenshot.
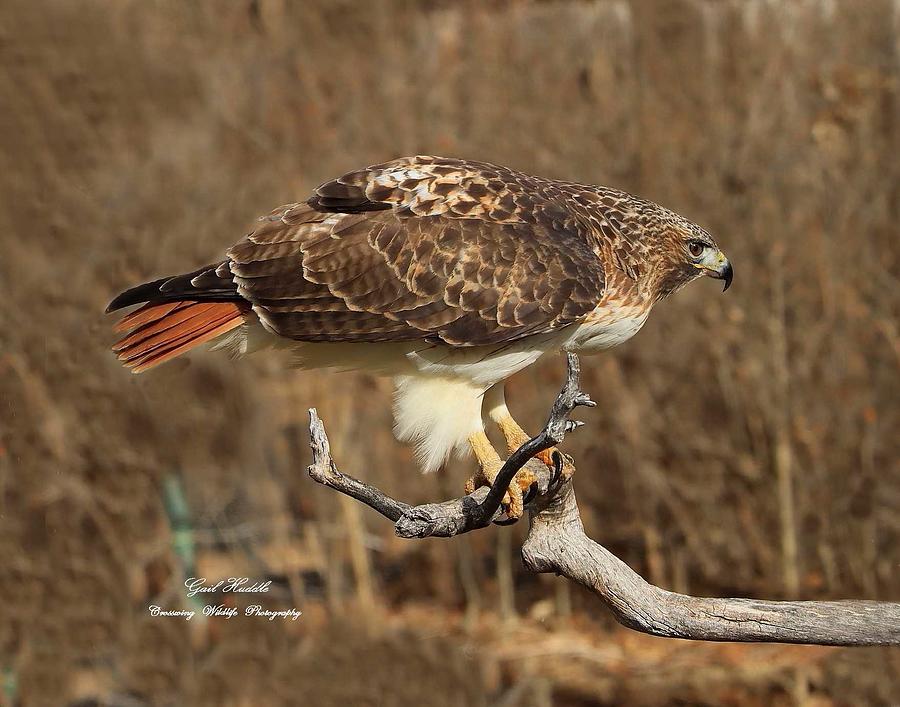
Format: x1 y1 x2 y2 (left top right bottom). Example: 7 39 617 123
229 156 608 346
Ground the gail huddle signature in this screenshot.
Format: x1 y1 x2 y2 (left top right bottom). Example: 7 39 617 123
184 577 272 598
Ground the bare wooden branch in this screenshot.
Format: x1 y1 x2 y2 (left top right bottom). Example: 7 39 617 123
306 356 900 646
521 483 900 646
308 408 411 522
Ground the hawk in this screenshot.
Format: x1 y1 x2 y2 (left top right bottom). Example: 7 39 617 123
107 156 732 517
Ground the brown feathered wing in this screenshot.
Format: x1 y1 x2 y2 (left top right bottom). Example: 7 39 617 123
228 156 608 346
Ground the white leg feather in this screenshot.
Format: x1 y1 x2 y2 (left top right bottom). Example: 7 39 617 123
393 375 487 473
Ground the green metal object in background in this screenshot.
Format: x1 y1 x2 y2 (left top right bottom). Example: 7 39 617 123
162 473 203 616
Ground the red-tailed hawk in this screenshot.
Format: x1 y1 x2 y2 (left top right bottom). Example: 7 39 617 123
107 156 732 517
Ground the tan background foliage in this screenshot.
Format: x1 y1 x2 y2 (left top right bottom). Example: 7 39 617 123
0 0 897 705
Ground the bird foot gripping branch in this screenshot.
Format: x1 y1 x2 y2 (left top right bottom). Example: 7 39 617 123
463 462 536 522
308 353 594 536
464 398 580 519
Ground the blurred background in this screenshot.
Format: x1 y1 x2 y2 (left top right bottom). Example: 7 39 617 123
1 0 898 704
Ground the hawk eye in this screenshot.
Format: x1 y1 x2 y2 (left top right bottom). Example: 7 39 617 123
688 241 706 258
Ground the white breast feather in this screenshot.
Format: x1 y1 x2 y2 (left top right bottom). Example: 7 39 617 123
565 306 649 353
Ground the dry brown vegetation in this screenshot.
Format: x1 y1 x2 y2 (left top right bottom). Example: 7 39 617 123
1 0 898 705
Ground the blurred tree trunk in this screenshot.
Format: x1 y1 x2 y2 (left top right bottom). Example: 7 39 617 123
458 534 482 632
497 528 516 626
339 494 376 613
771 245 800 597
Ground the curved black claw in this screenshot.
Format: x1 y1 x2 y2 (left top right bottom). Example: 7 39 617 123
549 450 564 486
523 478 540 506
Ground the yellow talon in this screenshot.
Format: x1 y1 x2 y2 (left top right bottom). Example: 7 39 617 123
465 430 536 519
496 413 576 480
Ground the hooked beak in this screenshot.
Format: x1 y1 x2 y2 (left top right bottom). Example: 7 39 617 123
704 250 733 292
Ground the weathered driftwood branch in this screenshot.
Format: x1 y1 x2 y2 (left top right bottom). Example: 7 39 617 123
306 354 900 646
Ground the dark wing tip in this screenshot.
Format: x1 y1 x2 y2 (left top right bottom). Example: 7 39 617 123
106 264 241 314
105 277 171 313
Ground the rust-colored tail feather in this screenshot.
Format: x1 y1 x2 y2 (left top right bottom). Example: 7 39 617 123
112 301 249 373
113 301 188 333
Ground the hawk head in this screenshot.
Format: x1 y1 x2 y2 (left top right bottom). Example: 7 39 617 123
644 213 733 300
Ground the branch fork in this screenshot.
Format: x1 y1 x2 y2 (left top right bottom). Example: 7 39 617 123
306 354 900 646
